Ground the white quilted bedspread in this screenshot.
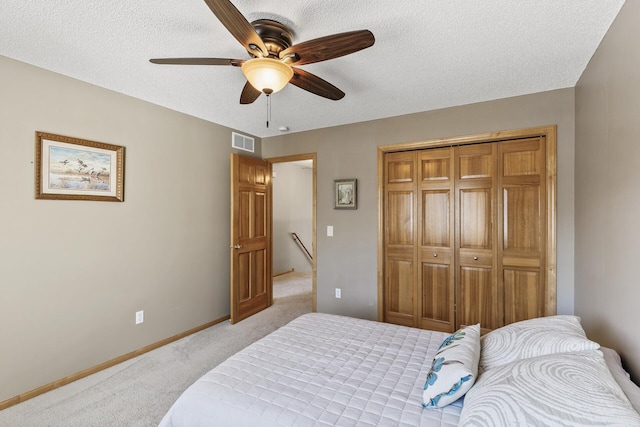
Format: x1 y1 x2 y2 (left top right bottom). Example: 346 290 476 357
159 313 463 427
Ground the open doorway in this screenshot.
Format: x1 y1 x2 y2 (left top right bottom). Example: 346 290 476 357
268 154 316 311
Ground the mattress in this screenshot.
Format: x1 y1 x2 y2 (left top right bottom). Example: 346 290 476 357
159 313 463 427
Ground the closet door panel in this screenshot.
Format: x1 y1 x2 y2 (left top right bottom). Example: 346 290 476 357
418 149 455 332
499 138 547 322
422 190 450 247
504 269 544 324
421 263 451 324
459 188 492 249
384 151 418 326
385 189 416 326
504 186 540 252
387 192 414 245
385 257 415 326
459 151 493 179
388 158 415 183
455 143 500 332
457 266 499 332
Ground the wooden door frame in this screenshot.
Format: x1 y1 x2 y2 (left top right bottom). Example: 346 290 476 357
377 125 557 321
266 153 317 312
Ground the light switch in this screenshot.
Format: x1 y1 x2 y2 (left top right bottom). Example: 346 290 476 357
327 225 333 237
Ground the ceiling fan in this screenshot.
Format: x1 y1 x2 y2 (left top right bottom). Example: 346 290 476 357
150 0 375 104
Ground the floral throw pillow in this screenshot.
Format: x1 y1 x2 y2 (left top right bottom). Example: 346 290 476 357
423 324 481 408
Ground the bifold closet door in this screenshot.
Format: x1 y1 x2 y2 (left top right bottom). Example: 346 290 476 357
417 148 455 332
498 137 547 324
454 143 501 334
384 151 418 327
382 134 550 332
384 149 456 331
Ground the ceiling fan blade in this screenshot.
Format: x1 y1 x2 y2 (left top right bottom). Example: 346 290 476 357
202 0 268 57
280 30 375 66
150 58 244 66
289 68 345 100
240 81 261 104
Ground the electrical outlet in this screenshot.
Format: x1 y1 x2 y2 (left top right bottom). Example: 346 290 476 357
335 288 341 299
135 310 144 325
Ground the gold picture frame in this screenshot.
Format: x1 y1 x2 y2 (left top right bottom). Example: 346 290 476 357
35 132 125 202
334 178 357 209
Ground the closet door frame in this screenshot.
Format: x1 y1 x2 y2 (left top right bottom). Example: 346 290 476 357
377 125 557 322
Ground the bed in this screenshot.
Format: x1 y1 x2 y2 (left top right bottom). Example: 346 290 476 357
159 313 640 426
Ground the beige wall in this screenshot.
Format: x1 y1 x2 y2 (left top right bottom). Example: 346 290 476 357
0 55 261 401
263 88 576 321
575 0 640 381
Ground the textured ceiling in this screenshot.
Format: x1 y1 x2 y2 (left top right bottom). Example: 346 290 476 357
0 0 625 138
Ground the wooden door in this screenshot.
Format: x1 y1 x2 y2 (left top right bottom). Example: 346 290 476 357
383 151 417 327
417 148 455 332
455 143 501 334
498 137 547 324
230 154 272 324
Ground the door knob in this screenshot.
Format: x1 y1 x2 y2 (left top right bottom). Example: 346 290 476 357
230 244 243 249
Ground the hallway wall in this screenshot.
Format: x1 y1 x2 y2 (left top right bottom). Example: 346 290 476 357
272 162 313 274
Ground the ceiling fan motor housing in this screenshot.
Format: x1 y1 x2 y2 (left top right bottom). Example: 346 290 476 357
251 19 293 57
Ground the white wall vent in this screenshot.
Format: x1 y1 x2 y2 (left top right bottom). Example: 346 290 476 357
232 132 255 153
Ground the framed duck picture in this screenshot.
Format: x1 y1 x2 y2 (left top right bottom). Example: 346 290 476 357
35 131 125 202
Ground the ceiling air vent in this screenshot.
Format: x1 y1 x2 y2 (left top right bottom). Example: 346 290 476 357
232 132 255 153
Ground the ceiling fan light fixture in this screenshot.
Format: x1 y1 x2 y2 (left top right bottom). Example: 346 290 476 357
241 58 293 94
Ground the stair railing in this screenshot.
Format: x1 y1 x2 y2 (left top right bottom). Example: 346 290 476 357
290 232 313 262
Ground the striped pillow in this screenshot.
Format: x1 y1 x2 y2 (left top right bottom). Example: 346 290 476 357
479 315 599 372
460 350 640 426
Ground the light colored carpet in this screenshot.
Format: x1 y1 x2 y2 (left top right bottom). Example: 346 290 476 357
0 272 312 427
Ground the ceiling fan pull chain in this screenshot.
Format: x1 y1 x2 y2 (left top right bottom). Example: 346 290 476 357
266 94 271 128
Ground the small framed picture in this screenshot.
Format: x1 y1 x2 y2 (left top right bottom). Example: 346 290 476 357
334 178 357 210
35 131 125 202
